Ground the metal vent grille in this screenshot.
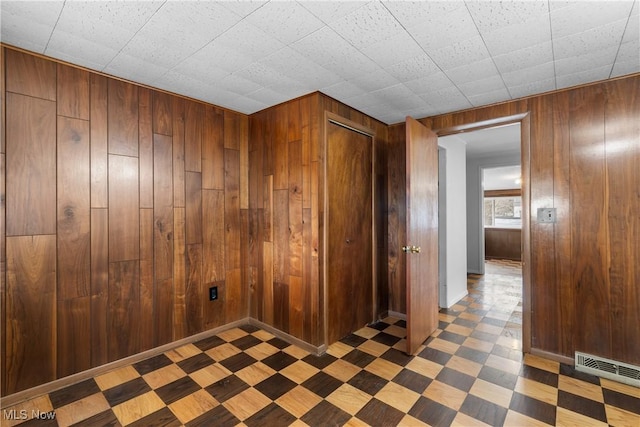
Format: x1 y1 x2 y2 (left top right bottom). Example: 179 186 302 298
575 352 640 388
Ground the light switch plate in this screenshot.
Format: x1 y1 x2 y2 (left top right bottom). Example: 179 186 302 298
537 208 557 223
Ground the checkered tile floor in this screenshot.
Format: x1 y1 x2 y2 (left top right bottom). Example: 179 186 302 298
3 260 639 426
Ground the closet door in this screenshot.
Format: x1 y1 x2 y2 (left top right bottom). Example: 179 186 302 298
326 118 373 345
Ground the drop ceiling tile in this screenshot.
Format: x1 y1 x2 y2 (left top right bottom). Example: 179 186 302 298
267 78 312 100
385 53 442 83
404 72 455 96
501 62 555 88
246 86 298 107
428 35 491 71
327 1 405 49
245 1 325 44
0 1 64 52
552 19 628 59
481 13 552 56
370 84 425 110
419 87 472 111
408 6 479 53
507 78 556 99
103 54 170 88
360 31 425 69
458 75 508 98
152 70 227 100
492 42 554 74
259 47 342 89
556 65 612 90
234 62 287 88
467 88 513 107
554 45 619 77
220 0 267 18
466 0 549 33
444 58 500 85
299 1 368 25
383 1 462 30
180 43 254 75
611 39 640 77
320 81 366 100
45 32 121 71
222 96 269 115
348 69 400 93
217 73 263 96
213 20 286 62
550 1 634 38
343 92 387 110
621 1 639 44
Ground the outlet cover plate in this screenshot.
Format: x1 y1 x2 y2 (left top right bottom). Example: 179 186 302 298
537 208 557 223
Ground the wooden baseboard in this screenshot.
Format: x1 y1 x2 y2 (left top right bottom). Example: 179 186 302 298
248 318 326 356
1 318 250 408
529 348 574 366
386 310 407 321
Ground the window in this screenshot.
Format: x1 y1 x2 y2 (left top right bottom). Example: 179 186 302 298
484 196 522 228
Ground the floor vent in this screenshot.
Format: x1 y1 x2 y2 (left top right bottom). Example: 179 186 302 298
575 352 640 388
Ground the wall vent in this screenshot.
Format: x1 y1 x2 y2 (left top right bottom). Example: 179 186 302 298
575 352 640 388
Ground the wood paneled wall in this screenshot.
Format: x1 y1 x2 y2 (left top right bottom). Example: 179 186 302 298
1 48 249 395
414 75 639 365
248 93 388 347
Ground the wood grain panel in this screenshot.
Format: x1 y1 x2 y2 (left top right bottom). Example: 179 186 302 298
57 63 89 119
301 96 312 209
288 99 302 142
57 116 91 300
57 297 91 378
273 104 289 190
1 47 6 154
0 153 5 394
249 210 263 320
484 228 522 261
273 281 290 333
153 133 174 280
90 208 109 367
108 155 140 261
173 98 186 207
289 275 303 339
263 109 274 177
248 114 264 210
225 149 241 271
184 100 203 172
225 269 242 323
264 175 274 242
108 79 138 157
240 209 250 320
139 208 155 352
302 208 312 342
604 79 640 364
153 91 173 136
289 140 303 277
186 244 203 336
202 190 225 282
202 106 224 190
108 260 140 362
5 49 56 100
6 93 57 236
570 86 611 358
90 74 108 208
138 88 153 209
6 235 57 394
204 281 225 329
273 190 290 286
240 115 249 210
186 172 203 245
224 111 240 150
174 207 187 341
263 242 274 325
155 277 174 346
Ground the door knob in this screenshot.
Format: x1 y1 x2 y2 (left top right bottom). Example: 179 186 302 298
402 245 421 253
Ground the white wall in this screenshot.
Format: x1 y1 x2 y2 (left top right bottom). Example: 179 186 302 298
437 136 468 307
466 153 521 274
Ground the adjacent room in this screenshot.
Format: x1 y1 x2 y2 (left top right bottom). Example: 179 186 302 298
1 1 639 426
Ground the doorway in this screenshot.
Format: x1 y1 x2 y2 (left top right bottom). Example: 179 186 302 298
324 113 375 346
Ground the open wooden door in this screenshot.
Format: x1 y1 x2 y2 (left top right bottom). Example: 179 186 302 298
405 116 439 355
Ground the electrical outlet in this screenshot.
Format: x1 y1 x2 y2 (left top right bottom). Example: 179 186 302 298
209 286 218 301
537 208 557 223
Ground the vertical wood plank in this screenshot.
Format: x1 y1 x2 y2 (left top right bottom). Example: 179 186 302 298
153 133 174 280
225 269 242 323
224 111 240 150
173 98 186 207
90 74 108 208
605 79 640 364
202 106 224 190
289 276 303 339
186 244 203 336
240 115 249 210
225 149 241 272
240 210 250 320
0 153 5 394
57 63 89 119
184 100 203 172
153 91 173 136
263 242 274 325
570 86 611 358
273 190 290 286
57 116 91 300
249 113 264 210
1 47 6 154
173 207 187 340
139 208 155 351
289 141 303 277
57 297 91 378
6 93 57 236
186 172 203 245
202 190 225 283
138 88 154 209
90 208 108 367
108 260 140 361
302 208 312 342
108 79 138 157
301 96 312 209
288 99 302 142
6 235 56 394
264 175 274 242
273 281 289 333
5 49 56 100
204 280 225 329
108 155 140 261
273 105 289 190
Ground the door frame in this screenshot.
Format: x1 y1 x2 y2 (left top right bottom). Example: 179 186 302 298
322 111 377 347
431 113 531 353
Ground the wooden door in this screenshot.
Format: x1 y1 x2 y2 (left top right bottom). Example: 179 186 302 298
405 116 439 355
327 119 373 345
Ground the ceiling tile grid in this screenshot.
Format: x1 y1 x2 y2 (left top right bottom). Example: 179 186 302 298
1 0 638 124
